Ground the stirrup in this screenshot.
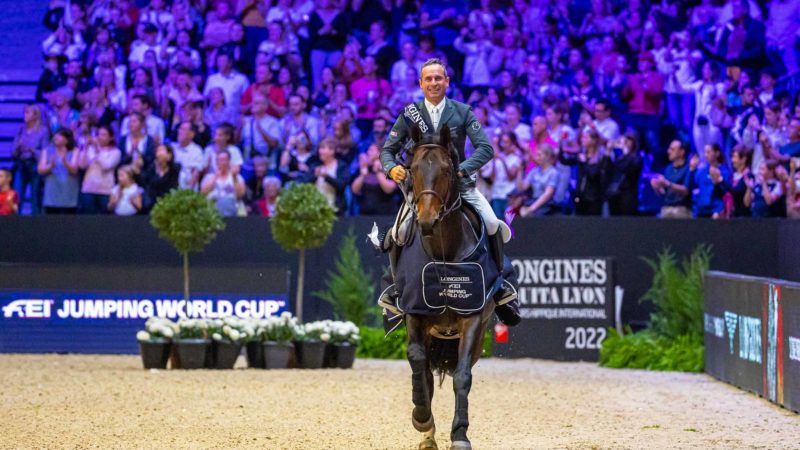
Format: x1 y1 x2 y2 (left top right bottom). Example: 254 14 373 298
378 285 402 316
494 279 518 306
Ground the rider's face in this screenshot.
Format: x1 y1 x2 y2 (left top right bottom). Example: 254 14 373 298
419 64 449 105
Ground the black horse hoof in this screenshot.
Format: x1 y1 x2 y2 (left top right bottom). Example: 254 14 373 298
449 441 471 450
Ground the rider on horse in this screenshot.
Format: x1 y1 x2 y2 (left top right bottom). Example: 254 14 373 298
377 58 521 327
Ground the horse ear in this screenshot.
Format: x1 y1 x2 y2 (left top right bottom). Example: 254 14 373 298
410 122 422 143
439 124 451 149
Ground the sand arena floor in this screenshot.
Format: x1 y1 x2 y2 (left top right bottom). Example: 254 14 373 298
1 354 798 449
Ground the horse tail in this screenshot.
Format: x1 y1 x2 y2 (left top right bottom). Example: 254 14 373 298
429 336 459 381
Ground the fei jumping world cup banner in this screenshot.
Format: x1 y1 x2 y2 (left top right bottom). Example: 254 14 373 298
0 290 287 354
704 272 800 414
493 257 616 361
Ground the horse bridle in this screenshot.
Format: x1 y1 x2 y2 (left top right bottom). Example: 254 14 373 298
406 145 463 223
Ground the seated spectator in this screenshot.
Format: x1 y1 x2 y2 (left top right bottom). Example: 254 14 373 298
516 143 560 217
788 157 800 219
177 101 212 148
311 138 349 214
651 140 693 219
561 128 611 216
204 122 244 175
138 0 175 45
501 103 531 149
730 145 754 217
391 42 421 89
204 87 239 135
351 143 397 216
245 156 269 214
0 169 19 215
279 130 315 183
121 95 166 145
38 128 80 214
691 143 731 218
13 105 49 215
203 53 249 118
490 30 527 77
119 112 156 179
607 133 643 216
142 144 180 211
350 56 392 137
42 22 85 61
129 23 165 70
46 86 80 134
219 23 250 74
77 125 121 214
280 94 321 147
256 21 301 74
173 121 205 191
254 175 281 217
525 115 556 174
545 103 575 149
482 131 524 218
387 66 424 113
201 150 246 217
241 63 286 117
311 66 337 110
593 99 621 145
108 165 143 216
746 159 785 218
566 66 600 126
200 1 236 66
165 68 203 125
779 118 800 158
240 96 281 173
363 20 397 79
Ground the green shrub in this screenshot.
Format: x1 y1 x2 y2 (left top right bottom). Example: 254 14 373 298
599 245 710 372
357 326 407 359
313 228 380 327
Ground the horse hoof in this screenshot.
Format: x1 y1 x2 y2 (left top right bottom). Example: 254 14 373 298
419 437 438 450
449 441 471 450
412 414 434 432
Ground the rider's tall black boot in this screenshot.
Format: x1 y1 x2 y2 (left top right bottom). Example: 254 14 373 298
489 232 521 327
377 241 402 315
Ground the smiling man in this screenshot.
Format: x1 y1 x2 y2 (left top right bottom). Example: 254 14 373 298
379 58 520 326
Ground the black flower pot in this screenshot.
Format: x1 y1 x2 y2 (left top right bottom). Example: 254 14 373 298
262 341 293 369
333 343 357 369
209 339 242 369
322 343 337 368
246 341 265 368
139 340 171 369
175 338 210 369
295 340 326 369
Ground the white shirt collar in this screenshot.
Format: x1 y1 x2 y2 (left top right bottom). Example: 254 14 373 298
424 98 445 117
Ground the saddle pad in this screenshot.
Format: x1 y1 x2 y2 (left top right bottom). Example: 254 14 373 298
421 262 487 313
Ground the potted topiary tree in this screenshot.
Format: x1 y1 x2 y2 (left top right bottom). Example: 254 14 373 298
270 183 336 322
149 189 225 315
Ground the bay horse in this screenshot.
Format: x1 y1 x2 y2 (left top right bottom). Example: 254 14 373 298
403 123 495 450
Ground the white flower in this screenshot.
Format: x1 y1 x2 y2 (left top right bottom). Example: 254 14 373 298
229 329 241 341
162 327 174 338
280 311 292 320
137 330 151 341
320 333 330 342
212 333 222 341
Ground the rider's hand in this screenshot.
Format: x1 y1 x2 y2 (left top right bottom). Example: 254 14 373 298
389 165 407 183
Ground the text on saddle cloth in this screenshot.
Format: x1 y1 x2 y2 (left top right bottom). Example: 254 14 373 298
394 229 502 316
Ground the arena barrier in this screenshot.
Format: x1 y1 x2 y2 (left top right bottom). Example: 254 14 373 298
704 271 800 414
1 216 799 357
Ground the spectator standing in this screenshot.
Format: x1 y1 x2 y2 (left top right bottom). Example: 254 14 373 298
173 121 204 191
651 140 693 218
77 125 121 214
240 96 281 173
482 131 523 218
607 133 643 216
561 129 611 216
517 143 559 217
119 112 156 179
204 87 238 135
351 143 397 215
730 145 754 217
142 143 180 211
13 105 49 215
203 53 250 119
690 143 731 218
204 123 244 175
38 128 80 214
746 159 785 218
312 138 349 214
350 55 392 137
308 0 348 91
622 52 665 166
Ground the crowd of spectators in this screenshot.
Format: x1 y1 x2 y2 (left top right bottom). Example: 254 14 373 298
4 0 800 220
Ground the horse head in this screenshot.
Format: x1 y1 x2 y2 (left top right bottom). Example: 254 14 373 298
408 122 460 236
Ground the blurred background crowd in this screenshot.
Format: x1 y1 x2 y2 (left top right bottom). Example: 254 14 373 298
2 0 800 220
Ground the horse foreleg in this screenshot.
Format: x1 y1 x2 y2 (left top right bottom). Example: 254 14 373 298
450 318 482 450
406 315 435 433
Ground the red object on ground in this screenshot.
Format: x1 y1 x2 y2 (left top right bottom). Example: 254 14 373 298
494 323 508 343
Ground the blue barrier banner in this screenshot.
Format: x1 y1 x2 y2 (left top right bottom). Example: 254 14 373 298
0 290 287 354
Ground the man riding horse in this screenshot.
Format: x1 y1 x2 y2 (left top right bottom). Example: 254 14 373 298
378 58 521 327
